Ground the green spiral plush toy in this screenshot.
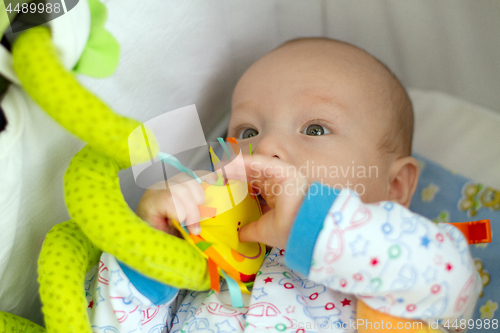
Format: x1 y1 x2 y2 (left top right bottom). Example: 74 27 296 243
0 25 212 332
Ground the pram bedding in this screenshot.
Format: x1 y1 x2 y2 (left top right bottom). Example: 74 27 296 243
0 0 498 326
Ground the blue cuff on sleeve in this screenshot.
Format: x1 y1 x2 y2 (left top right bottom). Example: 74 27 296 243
118 261 178 305
285 182 339 276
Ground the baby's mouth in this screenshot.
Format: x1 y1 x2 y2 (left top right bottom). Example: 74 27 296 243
258 194 271 214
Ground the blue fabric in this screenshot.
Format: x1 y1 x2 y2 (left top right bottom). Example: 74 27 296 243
410 154 500 330
285 182 339 276
118 261 178 306
221 270 244 308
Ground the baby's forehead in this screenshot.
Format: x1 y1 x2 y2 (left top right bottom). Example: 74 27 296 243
271 39 390 76
238 42 395 110
240 43 393 108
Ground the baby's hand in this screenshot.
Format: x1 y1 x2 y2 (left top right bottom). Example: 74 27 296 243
136 171 217 236
222 155 309 249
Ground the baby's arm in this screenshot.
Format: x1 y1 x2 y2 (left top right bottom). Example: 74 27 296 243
286 185 480 328
227 155 480 328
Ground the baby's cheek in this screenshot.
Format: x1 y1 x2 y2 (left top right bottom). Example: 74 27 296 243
358 179 390 204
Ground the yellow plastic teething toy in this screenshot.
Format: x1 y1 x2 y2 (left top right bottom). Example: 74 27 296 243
173 167 266 295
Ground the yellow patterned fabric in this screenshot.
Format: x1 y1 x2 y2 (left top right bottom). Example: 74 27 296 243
38 221 100 333
0 312 46 333
64 145 210 290
12 26 156 169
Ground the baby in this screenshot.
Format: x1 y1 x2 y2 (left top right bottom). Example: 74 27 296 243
88 38 480 332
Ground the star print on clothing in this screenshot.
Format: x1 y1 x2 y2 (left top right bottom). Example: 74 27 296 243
445 263 453 271
370 257 379 266
421 235 431 248
179 303 191 312
267 254 278 261
329 211 343 225
286 305 295 313
95 287 105 306
110 269 123 286
88 300 94 309
85 275 95 292
264 277 273 283
341 298 351 306
215 319 237 333
349 235 369 256
252 288 267 300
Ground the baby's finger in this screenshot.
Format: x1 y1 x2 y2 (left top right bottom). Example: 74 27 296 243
163 192 187 225
175 177 205 206
239 211 287 249
168 171 217 204
171 187 202 230
139 190 188 232
251 156 293 180
220 155 278 184
195 170 219 185
187 222 201 235
214 154 247 182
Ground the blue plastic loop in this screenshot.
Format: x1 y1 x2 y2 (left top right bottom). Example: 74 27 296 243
218 137 231 159
157 152 202 184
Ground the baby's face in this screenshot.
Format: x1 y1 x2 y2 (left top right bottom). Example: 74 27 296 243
228 40 398 204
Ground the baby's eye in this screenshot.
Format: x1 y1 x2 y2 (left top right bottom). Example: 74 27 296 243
302 124 330 136
239 128 259 139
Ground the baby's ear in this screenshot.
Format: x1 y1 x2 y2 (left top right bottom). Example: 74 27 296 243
388 156 419 208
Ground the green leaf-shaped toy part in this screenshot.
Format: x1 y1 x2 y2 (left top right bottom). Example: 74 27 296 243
73 0 120 78
196 241 213 252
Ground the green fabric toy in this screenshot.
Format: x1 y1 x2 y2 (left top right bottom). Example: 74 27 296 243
0 20 211 333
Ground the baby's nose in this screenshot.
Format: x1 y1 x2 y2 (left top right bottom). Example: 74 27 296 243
252 134 287 161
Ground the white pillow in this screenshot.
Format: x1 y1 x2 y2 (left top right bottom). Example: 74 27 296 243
411 89 500 189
